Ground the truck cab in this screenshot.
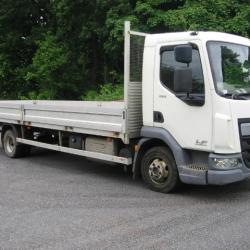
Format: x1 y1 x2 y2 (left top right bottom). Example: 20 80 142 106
139 30 250 187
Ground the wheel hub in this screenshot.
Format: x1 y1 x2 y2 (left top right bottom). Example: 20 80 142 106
6 136 15 153
149 159 169 183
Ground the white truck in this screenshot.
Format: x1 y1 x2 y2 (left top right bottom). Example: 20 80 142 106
0 22 250 193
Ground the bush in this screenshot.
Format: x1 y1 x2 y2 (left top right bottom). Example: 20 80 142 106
82 83 124 101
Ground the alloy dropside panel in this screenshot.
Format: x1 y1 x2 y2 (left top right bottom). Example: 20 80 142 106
0 100 128 141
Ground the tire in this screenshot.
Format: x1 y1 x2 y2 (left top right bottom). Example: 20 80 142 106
3 129 31 158
141 146 180 193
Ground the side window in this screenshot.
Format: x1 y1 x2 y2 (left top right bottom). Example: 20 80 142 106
160 45 204 94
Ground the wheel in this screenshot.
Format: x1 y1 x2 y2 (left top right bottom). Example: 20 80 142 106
3 129 31 158
141 146 180 193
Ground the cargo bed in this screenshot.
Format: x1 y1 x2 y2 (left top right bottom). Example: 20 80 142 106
0 100 136 142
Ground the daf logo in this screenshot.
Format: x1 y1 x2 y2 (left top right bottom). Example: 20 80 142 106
195 139 208 146
159 95 167 98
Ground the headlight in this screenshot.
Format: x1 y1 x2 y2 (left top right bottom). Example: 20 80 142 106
212 158 241 170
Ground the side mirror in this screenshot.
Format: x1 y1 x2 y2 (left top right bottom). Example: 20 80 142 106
174 45 192 64
174 68 192 93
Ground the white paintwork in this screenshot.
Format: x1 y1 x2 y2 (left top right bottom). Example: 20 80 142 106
210 94 250 154
153 40 212 152
142 31 250 154
142 46 155 126
144 31 250 48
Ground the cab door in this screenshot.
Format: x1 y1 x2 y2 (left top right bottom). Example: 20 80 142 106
153 41 212 151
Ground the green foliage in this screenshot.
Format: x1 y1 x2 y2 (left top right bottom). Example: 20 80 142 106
82 84 124 101
0 0 249 100
222 46 250 88
25 33 71 99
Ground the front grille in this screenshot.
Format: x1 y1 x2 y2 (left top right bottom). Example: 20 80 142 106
239 119 250 168
241 139 250 168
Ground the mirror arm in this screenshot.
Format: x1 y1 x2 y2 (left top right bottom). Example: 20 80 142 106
175 93 204 106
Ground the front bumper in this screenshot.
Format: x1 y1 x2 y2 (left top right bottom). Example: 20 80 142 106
207 169 248 185
179 153 250 185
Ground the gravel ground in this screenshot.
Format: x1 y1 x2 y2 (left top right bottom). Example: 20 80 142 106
1 142 250 250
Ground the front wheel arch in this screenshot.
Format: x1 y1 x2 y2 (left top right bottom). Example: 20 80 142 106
133 138 173 179
133 127 191 179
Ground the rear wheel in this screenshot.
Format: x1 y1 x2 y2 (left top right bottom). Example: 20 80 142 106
3 129 30 158
141 146 180 193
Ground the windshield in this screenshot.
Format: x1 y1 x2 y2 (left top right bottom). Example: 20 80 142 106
207 41 250 97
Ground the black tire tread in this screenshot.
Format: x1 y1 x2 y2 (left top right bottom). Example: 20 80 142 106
3 129 31 158
141 146 180 193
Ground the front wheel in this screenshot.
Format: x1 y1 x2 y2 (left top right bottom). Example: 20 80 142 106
141 146 180 193
3 129 30 158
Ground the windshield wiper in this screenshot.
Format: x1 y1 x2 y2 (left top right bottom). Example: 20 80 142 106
221 93 250 100
231 93 250 100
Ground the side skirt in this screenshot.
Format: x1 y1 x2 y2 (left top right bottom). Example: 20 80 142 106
16 138 132 165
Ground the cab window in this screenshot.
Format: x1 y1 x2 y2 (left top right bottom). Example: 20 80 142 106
160 45 205 94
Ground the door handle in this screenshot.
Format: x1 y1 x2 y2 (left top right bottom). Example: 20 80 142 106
153 111 164 123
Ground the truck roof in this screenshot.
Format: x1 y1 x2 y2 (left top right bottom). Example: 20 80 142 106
144 31 250 47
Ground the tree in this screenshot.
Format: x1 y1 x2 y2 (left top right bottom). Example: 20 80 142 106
0 0 53 99
0 0 249 100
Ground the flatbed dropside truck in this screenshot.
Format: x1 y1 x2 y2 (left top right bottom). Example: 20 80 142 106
1 22 250 193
